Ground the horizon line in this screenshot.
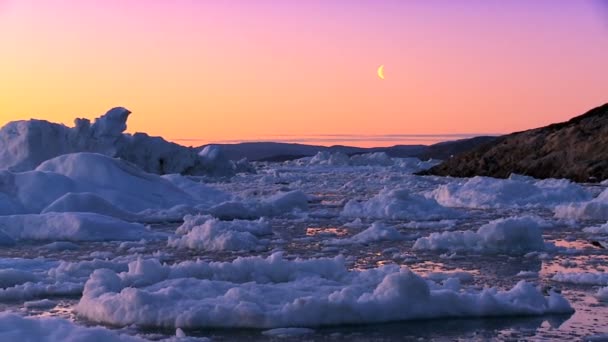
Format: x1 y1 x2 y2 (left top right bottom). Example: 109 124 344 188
171 133 502 147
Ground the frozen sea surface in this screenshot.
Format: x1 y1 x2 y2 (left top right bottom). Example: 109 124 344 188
1 160 607 341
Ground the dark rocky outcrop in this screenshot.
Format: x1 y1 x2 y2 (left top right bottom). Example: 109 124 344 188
419 103 608 182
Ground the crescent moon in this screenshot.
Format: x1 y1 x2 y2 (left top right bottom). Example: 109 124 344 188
377 65 385 80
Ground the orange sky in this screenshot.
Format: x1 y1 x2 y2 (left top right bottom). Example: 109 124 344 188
1 1 607 147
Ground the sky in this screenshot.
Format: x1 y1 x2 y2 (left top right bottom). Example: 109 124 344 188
0 0 607 147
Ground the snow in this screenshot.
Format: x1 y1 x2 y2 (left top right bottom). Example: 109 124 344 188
0 312 143 341
168 215 272 251
552 272 608 286
326 222 404 245
555 188 608 221
75 252 572 329
431 176 591 209
0 213 153 242
342 188 460 220
413 216 549 254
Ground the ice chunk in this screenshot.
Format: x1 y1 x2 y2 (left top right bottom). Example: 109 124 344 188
431 176 591 209
75 253 572 329
555 188 608 221
596 287 608 302
583 222 608 234
326 222 404 245
552 272 608 285
342 188 460 220
168 216 271 251
0 213 154 242
210 190 308 219
0 313 143 341
413 216 549 254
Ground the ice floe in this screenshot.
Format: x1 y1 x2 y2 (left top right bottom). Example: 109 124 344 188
326 222 404 245
0 312 143 341
552 272 608 286
75 253 572 329
431 176 591 209
342 188 460 220
413 216 550 254
168 215 272 251
555 188 608 221
0 213 156 242
209 190 308 219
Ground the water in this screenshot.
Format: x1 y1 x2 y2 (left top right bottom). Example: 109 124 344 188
2 164 607 340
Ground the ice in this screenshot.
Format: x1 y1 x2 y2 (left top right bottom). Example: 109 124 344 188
75 252 572 329
0 312 143 341
0 269 39 288
583 222 608 234
326 222 404 245
552 272 608 286
23 299 57 309
0 213 155 242
168 215 272 251
293 151 440 172
596 287 608 302
0 108 238 177
431 176 591 209
555 188 608 221
210 190 308 219
413 216 549 254
199 145 253 177
0 153 230 218
342 188 460 220
262 327 315 337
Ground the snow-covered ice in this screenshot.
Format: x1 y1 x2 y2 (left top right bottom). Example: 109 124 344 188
75 253 572 329
431 176 591 209
413 216 549 254
168 215 271 251
0 124 606 340
342 188 460 220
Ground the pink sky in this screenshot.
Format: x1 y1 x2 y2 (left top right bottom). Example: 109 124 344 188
0 0 607 146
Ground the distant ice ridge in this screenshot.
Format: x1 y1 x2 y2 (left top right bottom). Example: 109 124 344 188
430 175 591 209
555 188 608 221
75 252 572 329
413 216 550 254
0 107 250 177
168 215 272 251
0 152 230 219
342 188 461 220
292 151 440 171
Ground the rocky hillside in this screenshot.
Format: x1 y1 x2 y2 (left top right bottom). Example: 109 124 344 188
419 103 608 182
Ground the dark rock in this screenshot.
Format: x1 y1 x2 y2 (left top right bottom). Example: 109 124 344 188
419 103 608 182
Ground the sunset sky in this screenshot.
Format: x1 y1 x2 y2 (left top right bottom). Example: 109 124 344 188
1 0 607 147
